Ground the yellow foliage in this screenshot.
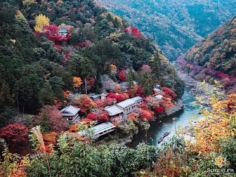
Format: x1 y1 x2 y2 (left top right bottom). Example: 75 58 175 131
34 14 50 32
73 76 83 88
184 93 236 155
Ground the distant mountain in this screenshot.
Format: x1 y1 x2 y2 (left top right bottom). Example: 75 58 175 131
97 0 236 60
177 16 236 94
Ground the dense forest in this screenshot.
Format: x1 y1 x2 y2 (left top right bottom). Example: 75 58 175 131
177 16 236 94
0 0 236 177
97 0 236 60
0 0 184 128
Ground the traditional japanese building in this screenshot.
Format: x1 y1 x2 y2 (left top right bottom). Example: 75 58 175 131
116 99 136 115
104 105 124 124
60 105 80 123
78 122 115 139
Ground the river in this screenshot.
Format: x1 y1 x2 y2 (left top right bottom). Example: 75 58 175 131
126 87 203 147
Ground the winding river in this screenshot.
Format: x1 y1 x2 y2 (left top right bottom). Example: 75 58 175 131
126 87 203 147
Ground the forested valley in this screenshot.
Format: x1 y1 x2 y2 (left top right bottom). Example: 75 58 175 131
0 0 236 176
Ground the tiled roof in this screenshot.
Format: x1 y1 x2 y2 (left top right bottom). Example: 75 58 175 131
60 105 80 116
104 105 123 116
78 122 115 136
130 96 143 103
117 99 135 108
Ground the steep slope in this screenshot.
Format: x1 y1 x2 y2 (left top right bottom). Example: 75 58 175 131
0 0 184 127
177 16 236 93
96 0 236 60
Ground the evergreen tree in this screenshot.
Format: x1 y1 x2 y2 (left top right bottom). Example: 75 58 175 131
0 83 14 113
138 71 155 96
38 109 50 134
151 52 161 81
49 76 64 102
80 57 94 94
127 68 135 88
15 74 40 114
39 81 54 105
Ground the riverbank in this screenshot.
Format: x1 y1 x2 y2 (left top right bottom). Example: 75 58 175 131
174 63 225 106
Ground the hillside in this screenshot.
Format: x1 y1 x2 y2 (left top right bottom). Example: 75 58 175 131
177 16 236 94
0 0 184 128
96 0 236 60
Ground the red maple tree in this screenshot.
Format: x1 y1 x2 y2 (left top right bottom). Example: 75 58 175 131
118 70 126 81
0 124 30 156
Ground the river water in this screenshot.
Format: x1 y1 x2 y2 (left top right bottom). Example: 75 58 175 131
126 87 203 147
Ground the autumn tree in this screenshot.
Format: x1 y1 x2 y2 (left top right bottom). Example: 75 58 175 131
118 70 126 81
0 124 30 156
43 105 69 133
110 64 117 75
70 94 97 115
73 76 83 92
37 106 69 133
34 14 50 32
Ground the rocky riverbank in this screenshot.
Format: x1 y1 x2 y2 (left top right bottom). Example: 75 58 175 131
174 64 226 106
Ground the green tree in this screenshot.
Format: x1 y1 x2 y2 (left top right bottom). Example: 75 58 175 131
39 81 54 106
15 74 40 114
49 76 64 102
80 57 94 94
126 68 135 88
151 52 161 81
0 83 14 113
38 109 50 134
138 71 155 96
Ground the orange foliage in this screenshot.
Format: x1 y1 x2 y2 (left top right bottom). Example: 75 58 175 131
43 131 57 146
112 122 117 127
127 112 139 121
70 94 97 114
63 90 71 99
159 98 174 112
80 118 93 125
73 76 83 88
68 123 79 132
140 109 154 121
110 64 117 74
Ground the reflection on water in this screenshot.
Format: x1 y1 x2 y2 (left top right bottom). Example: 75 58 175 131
126 88 203 147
